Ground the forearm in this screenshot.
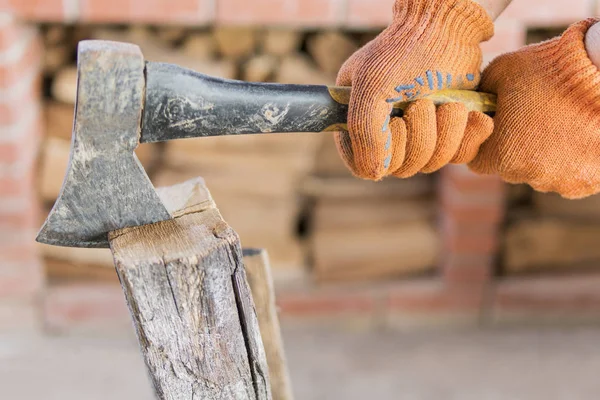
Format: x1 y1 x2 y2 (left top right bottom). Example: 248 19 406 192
471 0 513 20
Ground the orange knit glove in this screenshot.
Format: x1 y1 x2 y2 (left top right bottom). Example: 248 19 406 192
470 19 600 199
336 0 495 180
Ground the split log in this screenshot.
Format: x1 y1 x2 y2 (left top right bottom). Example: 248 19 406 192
214 27 258 59
163 143 316 176
44 102 74 140
312 220 438 283
43 44 71 75
243 54 278 82
275 54 334 85
156 27 187 46
44 258 119 284
303 176 433 200
39 137 70 201
313 135 352 177
244 249 294 400
163 132 321 155
181 32 217 61
91 28 236 79
313 197 435 230
44 25 68 46
39 137 156 202
109 178 271 400
261 30 302 56
533 192 600 220
38 242 114 269
306 32 358 75
51 66 77 104
505 217 600 273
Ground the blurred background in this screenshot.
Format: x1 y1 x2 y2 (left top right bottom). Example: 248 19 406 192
2 0 600 398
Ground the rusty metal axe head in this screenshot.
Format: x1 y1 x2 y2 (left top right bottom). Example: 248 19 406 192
36 41 170 248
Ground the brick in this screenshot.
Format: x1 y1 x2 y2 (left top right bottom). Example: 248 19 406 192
0 135 39 166
501 0 594 27
0 32 42 89
442 202 505 226
441 254 494 285
441 165 506 194
492 274 600 325
43 283 131 333
442 228 499 254
0 15 32 51
441 214 500 252
481 20 526 55
346 0 395 27
79 0 213 24
386 280 482 312
217 0 345 27
7 0 65 21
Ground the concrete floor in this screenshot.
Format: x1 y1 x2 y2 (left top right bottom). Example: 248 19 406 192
1 325 600 400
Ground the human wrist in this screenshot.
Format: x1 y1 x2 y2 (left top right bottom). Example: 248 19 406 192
469 0 512 20
391 0 494 44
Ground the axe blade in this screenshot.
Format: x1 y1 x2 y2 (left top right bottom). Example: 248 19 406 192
36 40 170 248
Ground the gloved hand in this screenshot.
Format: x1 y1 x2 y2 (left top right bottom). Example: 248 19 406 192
336 0 495 180
469 19 600 199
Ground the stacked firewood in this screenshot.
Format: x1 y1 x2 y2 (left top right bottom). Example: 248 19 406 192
504 187 600 275
304 136 439 283
37 24 438 286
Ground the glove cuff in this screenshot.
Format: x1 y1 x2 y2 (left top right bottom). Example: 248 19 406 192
392 0 494 45
541 18 600 108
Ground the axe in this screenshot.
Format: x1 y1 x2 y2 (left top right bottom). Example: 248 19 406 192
36 40 497 249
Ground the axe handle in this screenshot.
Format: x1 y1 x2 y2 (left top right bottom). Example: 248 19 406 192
141 62 497 144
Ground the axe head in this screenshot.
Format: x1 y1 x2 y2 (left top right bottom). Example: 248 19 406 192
36 41 171 248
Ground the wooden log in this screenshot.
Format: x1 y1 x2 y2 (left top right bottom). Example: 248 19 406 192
275 54 334 85
44 257 119 284
313 197 435 230
302 176 433 200
38 242 114 268
163 143 316 175
51 66 77 104
109 178 271 400
505 217 600 274
39 137 70 201
44 101 74 140
533 192 600 220
39 136 157 202
261 30 302 56
44 25 68 46
312 220 438 283
244 249 294 400
43 44 71 75
313 135 350 177
163 132 321 155
214 27 258 59
306 32 358 75
243 54 278 82
156 26 187 46
181 32 217 61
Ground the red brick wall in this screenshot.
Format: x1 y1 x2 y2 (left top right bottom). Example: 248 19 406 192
0 0 599 331
0 13 44 332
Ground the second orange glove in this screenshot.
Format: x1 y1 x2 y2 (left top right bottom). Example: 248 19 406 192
336 0 495 180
